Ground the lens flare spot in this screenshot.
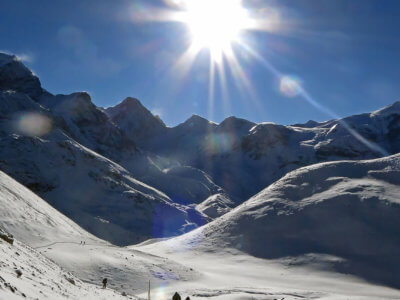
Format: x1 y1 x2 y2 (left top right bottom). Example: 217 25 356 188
280 76 302 98
205 133 235 154
15 113 52 137
152 283 169 300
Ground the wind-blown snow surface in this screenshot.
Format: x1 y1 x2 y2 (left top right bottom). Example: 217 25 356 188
140 154 400 293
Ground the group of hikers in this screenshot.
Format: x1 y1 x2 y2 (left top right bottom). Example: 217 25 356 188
101 278 190 299
79 241 86 245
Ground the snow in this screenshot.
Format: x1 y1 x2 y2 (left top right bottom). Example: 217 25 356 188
132 99 400 203
0 170 95 247
105 97 166 143
1 51 400 299
196 193 234 218
141 153 400 294
0 55 226 243
3 152 400 299
0 128 195 245
0 232 137 300
134 249 400 300
3 52 400 247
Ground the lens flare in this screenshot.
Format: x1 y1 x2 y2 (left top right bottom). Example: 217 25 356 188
280 76 302 98
15 112 52 137
205 133 235 154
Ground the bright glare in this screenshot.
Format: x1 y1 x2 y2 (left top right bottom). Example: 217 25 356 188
183 0 249 62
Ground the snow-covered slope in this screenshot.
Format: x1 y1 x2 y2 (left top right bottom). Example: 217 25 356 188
0 170 95 247
0 228 136 300
0 168 197 297
2 160 397 300
196 193 234 218
148 153 400 289
0 127 196 245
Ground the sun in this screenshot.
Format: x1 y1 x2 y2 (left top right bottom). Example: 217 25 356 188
182 0 249 62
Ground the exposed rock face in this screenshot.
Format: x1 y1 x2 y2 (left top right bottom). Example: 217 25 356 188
0 227 14 245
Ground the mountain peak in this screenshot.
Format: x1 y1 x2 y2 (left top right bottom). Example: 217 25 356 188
292 119 320 128
107 97 153 117
373 100 400 117
0 53 16 66
187 114 208 122
105 97 166 142
0 52 44 99
120 97 143 107
219 116 255 131
182 114 217 127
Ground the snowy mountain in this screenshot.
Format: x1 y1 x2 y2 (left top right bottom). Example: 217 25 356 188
0 53 218 245
116 100 400 203
2 51 400 299
0 53 45 99
2 50 400 246
151 153 400 288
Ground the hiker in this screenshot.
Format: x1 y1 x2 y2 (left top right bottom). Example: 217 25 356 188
102 278 108 289
172 292 181 300
185 297 191 300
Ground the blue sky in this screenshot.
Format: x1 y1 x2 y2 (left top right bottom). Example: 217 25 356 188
1 0 400 126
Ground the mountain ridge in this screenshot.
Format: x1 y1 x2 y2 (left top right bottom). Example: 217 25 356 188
1 51 400 246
